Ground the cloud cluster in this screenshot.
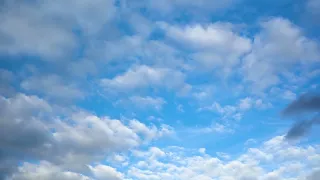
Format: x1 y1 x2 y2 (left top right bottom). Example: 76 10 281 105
0 93 173 179
125 136 320 180
242 18 320 92
0 0 115 59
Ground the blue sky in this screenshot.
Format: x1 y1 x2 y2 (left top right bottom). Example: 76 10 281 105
0 0 320 179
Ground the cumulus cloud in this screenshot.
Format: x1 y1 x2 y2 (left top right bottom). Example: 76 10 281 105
9 136 320 180
162 22 251 76
0 94 53 178
1 1 320 180
100 65 191 94
0 0 116 59
21 75 84 100
126 136 320 180
9 161 91 180
89 165 124 180
242 17 320 92
0 93 173 178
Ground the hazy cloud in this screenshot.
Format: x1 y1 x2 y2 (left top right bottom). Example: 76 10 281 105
282 93 320 140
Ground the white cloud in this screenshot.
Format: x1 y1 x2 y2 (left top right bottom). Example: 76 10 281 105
283 90 297 100
0 93 173 178
177 104 184 112
255 99 273 109
163 22 251 76
216 152 231 160
238 97 253 111
21 75 83 100
89 165 124 180
199 148 206 154
192 85 215 102
101 35 185 69
126 136 320 180
10 161 91 180
53 112 141 153
242 17 320 92
0 0 115 59
129 120 174 142
100 65 191 94
0 93 53 161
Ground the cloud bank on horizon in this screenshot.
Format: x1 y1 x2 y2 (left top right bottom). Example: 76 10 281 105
0 0 320 179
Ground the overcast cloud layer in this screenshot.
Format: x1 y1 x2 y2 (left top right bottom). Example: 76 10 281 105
0 0 320 179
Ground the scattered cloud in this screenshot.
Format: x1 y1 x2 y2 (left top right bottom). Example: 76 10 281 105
1 0 320 179
199 97 271 121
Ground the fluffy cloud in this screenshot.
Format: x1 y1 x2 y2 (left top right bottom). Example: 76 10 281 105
126 136 320 180
242 17 320 92
1 1 320 180
9 136 320 180
21 75 83 100
0 0 115 59
100 65 191 94
0 94 52 178
162 22 251 75
9 161 91 180
129 120 174 142
89 165 124 180
0 93 173 178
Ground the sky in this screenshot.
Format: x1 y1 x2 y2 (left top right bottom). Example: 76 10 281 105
0 0 320 179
